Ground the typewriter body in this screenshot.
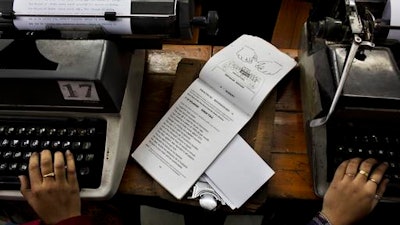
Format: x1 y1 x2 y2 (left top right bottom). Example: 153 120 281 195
299 0 400 201
0 0 204 200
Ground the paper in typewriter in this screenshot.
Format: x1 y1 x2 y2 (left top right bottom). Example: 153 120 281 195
132 34 296 199
13 0 132 34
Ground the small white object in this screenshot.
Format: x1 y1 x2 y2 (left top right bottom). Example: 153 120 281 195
188 177 225 210
199 194 218 211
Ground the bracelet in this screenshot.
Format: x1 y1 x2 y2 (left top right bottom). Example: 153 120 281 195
309 211 332 225
318 211 333 225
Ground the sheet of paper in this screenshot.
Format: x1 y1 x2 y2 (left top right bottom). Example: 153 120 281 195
199 34 297 116
132 34 295 200
382 0 400 41
13 0 132 34
203 135 275 209
132 78 250 199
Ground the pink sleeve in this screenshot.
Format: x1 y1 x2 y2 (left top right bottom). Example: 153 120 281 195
19 220 41 225
20 216 93 225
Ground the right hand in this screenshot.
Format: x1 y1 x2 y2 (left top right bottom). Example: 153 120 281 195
321 157 389 225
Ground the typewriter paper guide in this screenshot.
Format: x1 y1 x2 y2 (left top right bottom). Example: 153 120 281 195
132 34 296 199
12 0 177 35
13 0 132 34
383 0 400 41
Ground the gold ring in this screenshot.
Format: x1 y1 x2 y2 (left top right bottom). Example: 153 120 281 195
368 178 379 184
43 172 55 178
358 170 369 177
345 173 355 177
374 194 382 200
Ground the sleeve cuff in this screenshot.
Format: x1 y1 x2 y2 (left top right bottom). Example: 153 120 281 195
55 215 93 225
19 220 41 225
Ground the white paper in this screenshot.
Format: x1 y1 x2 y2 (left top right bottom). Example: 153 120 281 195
200 34 297 116
382 0 400 41
132 34 296 200
132 79 250 199
13 0 132 34
203 135 275 209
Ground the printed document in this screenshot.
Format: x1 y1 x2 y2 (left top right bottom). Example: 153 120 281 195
13 0 132 34
132 34 296 199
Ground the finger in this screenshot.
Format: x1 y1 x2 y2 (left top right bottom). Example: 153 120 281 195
332 159 349 181
344 157 363 179
18 175 29 192
65 150 79 188
367 162 389 186
28 152 42 187
53 151 66 181
356 158 378 180
373 178 390 206
18 175 32 200
377 178 389 196
40 150 54 175
41 150 56 182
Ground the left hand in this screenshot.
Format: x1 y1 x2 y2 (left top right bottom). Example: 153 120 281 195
19 149 81 225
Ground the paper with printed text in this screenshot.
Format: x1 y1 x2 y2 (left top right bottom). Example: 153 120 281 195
132 34 296 199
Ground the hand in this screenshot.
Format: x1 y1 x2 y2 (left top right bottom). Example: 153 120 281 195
19 149 81 225
321 157 389 225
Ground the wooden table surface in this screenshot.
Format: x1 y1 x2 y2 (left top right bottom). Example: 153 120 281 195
118 44 318 212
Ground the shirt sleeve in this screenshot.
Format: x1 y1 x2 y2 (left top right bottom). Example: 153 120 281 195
19 216 93 225
55 216 93 225
19 220 41 225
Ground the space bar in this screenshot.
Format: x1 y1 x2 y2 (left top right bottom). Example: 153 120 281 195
0 176 21 190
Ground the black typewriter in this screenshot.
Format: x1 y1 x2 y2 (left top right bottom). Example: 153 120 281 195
0 116 106 190
299 0 400 201
326 111 400 197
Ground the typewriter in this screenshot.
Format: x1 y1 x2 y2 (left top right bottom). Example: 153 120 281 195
299 0 400 201
0 0 213 200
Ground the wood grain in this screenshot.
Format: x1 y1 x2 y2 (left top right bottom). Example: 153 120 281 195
271 0 312 49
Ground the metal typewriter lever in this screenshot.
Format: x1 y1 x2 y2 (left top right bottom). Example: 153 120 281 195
310 34 369 127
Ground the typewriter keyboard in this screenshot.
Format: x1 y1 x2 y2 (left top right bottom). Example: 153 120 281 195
327 120 400 191
0 116 106 190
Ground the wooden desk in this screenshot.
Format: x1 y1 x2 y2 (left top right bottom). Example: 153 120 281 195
118 44 318 212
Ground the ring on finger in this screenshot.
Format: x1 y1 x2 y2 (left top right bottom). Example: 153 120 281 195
345 173 355 177
368 178 379 185
358 170 369 177
43 172 55 178
374 194 382 200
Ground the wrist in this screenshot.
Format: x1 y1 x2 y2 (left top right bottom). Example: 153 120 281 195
309 211 332 225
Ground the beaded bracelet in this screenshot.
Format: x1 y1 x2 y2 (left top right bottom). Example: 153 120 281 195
309 211 332 225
